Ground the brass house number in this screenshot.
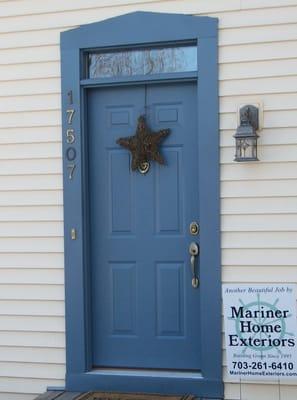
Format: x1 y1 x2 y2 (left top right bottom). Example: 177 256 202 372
65 90 76 180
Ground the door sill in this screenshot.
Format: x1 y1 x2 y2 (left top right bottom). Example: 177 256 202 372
90 368 202 379
66 371 223 398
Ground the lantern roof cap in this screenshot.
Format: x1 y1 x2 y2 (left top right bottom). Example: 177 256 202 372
234 123 259 138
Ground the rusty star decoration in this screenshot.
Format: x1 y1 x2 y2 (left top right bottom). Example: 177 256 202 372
116 115 170 172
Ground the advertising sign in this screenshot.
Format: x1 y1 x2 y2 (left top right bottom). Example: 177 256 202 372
223 284 297 380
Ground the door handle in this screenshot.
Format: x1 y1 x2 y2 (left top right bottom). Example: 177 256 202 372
189 242 199 288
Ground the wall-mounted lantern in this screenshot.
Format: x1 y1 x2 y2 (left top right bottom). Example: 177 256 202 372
234 105 259 162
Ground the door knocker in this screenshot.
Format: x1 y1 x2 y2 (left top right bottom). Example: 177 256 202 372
116 115 170 174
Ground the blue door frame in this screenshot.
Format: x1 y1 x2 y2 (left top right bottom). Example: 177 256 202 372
60 12 222 398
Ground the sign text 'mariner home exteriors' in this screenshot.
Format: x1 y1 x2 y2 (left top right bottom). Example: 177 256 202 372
228 305 295 348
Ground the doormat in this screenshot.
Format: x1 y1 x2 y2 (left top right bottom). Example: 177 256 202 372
77 393 195 400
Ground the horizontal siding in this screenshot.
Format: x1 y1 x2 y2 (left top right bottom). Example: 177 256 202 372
0 110 61 128
0 253 64 267
0 347 65 363
222 214 297 231
0 30 62 50
223 266 297 282
0 0 173 17
0 269 64 284
0 393 36 400
0 95 61 113
222 232 297 248
0 331 65 348
0 161 62 176
220 58 297 81
0 143 62 159
221 163 297 180
0 127 62 143
0 78 60 96
0 1 296 399
0 222 63 237
222 197 297 214
222 249 297 265
220 76 297 96
0 300 64 316
0 207 63 221
1 45 60 65
0 62 60 81
211 6 297 28
220 23 297 46
0 175 62 191
221 180 297 197
0 285 64 301
219 41 297 64
0 362 65 380
0 238 63 252
0 377 64 394
0 316 64 332
0 191 63 206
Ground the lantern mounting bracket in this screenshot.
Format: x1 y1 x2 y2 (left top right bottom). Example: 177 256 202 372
239 105 259 131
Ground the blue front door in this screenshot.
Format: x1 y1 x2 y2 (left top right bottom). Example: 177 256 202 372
88 82 201 370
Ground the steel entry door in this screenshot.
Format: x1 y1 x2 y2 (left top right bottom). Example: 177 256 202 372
88 82 200 370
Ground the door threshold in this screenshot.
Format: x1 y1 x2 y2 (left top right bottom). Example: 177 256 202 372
89 368 202 379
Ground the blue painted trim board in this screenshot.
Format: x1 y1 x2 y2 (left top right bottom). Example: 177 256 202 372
60 11 221 398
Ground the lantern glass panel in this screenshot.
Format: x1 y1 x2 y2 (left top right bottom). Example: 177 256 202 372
235 140 242 159
235 137 258 161
251 138 257 159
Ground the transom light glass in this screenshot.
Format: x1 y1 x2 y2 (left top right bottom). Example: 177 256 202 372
88 45 197 78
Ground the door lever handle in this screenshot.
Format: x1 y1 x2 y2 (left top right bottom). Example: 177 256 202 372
189 242 199 288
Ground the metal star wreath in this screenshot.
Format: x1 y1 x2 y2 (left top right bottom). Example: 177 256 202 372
116 115 170 173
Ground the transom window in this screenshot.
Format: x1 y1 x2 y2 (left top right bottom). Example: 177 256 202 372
87 44 197 78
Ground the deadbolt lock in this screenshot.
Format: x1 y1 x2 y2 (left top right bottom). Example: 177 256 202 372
189 221 199 235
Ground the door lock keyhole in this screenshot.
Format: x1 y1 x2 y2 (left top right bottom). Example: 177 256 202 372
190 221 199 235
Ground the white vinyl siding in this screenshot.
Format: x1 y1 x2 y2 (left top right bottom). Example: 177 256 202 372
0 0 296 399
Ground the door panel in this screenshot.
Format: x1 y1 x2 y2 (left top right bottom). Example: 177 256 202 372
88 82 200 370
